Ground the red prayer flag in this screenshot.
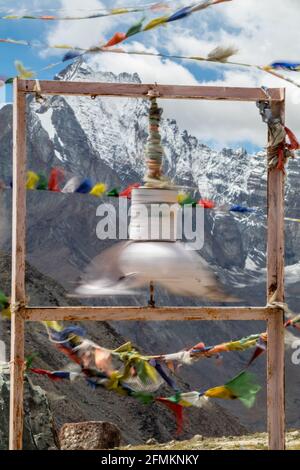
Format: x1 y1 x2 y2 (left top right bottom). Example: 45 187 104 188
103 32 127 48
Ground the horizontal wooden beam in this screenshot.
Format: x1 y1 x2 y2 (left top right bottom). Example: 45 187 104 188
17 80 285 102
24 305 278 322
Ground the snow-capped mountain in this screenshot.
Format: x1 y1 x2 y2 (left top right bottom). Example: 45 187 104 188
2 58 300 311
1 58 300 431
10 59 300 276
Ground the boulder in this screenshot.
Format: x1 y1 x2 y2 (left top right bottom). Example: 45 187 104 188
59 421 121 450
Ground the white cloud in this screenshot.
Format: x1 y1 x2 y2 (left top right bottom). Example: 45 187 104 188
44 0 300 148
0 0 62 11
89 46 300 149
90 42 198 85
45 0 114 51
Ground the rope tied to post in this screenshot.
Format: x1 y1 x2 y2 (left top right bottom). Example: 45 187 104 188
10 300 26 317
33 79 45 104
256 98 299 172
9 358 26 371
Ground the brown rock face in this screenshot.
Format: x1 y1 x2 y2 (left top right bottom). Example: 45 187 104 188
59 421 121 450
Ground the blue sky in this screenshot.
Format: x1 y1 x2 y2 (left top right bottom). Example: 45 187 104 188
0 0 223 81
1 0 300 152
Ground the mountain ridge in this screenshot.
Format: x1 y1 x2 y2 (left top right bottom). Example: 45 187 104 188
1 58 300 431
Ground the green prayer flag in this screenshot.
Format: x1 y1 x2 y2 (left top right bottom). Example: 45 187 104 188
225 371 261 408
135 359 158 384
126 18 144 38
25 353 38 370
107 188 119 197
36 174 48 190
131 391 154 404
0 290 9 310
179 194 197 207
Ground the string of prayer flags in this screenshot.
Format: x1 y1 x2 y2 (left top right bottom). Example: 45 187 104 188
34 320 263 412
191 333 266 356
159 332 268 371
155 371 260 432
29 362 260 435
79 47 300 90
0 2 173 21
0 38 30 46
2 41 300 92
103 0 232 48
3 168 300 224
0 0 296 93
4 300 300 432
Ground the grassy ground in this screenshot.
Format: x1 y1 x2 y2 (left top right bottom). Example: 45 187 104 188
121 430 300 450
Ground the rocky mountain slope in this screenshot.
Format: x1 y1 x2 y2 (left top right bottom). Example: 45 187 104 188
0 58 300 431
0 364 56 450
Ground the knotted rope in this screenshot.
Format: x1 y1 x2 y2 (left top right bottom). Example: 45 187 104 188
33 79 45 104
257 99 299 172
10 300 26 317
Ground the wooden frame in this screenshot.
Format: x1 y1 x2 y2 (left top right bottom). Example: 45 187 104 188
10 78 286 450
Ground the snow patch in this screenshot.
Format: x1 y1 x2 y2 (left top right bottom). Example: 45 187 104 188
54 150 64 162
38 109 56 141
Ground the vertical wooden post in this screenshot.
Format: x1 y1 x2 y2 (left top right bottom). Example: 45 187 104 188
9 79 27 450
267 92 286 450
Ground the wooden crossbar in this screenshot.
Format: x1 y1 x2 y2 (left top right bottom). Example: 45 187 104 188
18 79 284 102
24 305 276 322
9 78 286 451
